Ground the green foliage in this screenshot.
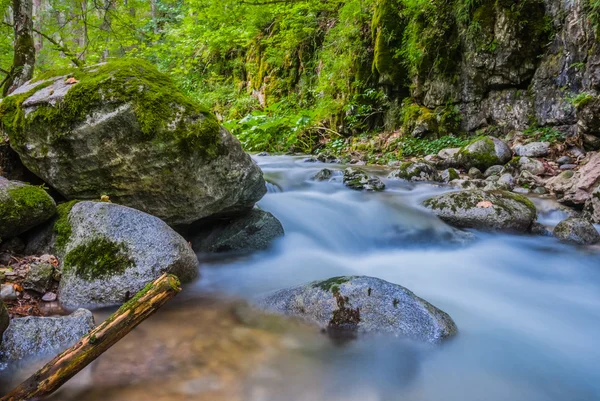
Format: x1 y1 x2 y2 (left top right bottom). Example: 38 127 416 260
587 0 600 34
54 200 80 252
523 126 564 143
63 237 134 281
397 135 469 157
567 92 595 110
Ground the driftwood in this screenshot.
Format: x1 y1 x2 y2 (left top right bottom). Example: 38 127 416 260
0 273 181 401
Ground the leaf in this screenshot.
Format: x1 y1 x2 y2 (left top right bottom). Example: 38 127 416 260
65 77 79 84
476 201 493 208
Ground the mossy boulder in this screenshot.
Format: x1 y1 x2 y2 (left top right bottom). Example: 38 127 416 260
343 168 385 192
0 177 56 239
256 276 457 343
388 161 440 182
423 189 537 232
456 136 512 170
0 308 94 365
192 208 284 254
553 218 600 245
58 201 198 308
0 59 266 226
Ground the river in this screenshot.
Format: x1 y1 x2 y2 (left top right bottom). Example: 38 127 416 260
5 155 600 400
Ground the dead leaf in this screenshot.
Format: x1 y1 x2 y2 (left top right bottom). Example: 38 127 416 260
65 77 79 84
476 201 493 208
13 283 23 292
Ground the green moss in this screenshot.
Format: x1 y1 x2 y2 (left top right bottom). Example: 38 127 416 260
53 200 80 252
314 276 352 293
0 185 55 229
457 136 501 169
2 59 222 159
491 190 537 217
63 237 134 281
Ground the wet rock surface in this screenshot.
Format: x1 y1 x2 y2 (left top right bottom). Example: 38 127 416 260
553 218 600 245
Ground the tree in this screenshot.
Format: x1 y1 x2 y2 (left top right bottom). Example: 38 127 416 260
2 0 35 96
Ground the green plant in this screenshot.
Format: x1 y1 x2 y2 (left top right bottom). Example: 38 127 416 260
523 126 564 143
567 92 595 110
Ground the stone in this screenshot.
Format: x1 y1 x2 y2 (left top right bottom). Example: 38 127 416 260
441 168 459 183
311 168 333 182
531 222 553 237
514 142 550 157
0 308 95 364
343 168 385 192
518 157 545 175
437 148 460 160
455 136 512 170
423 190 537 233
0 283 17 301
557 156 574 165
484 173 514 191
584 186 600 223
257 276 457 343
547 152 600 205
468 167 483 179
553 218 600 245
484 165 504 177
58 201 199 308
23 262 54 294
256 152 270 157
388 161 440 182
316 153 340 163
532 187 548 195
42 292 57 302
2 60 266 226
192 208 284 254
0 178 56 239
0 300 8 342
560 164 577 170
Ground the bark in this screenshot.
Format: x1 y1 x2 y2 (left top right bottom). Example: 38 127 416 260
0 274 182 401
2 0 35 96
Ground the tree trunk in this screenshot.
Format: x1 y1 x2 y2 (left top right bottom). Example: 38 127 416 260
2 0 35 96
0 274 182 401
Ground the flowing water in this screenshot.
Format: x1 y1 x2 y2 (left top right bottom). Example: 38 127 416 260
4 155 600 400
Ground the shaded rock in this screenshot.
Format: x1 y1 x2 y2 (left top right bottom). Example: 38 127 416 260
388 161 440 182
583 134 600 151
316 153 340 163
584 186 600 223
257 276 457 343
468 167 483 179
42 292 57 302
0 301 8 342
484 165 504 178
517 170 545 189
0 178 56 239
311 168 333 182
557 156 574 165
532 187 548 195
2 60 266 226
531 222 553 237
343 168 385 192
518 157 545 175
0 308 95 364
456 136 512 170
423 190 536 232
560 164 577 170
553 218 600 245
514 142 550 157
0 237 25 255
441 168 459 183
58 201 199 308
192 208 284 254
23 262 54 294
0 284 17 301
437 148 459 160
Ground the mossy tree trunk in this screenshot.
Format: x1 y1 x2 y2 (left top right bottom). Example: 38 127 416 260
3 0 36 96
0 274 182 401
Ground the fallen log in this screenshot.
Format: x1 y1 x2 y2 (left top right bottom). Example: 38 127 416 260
0 273 181 401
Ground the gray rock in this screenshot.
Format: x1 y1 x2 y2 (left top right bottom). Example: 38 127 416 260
388 161 440 182
311 168 333 182
441 168 459 183
0 178 56 239
557 156 574 165
468 167 483 179
547 152 600 205
256 152 270 157
0 308 95 364
584 186 600 223
437 148 460 160
484 165 504 178
423 190 537 232
484 173 514 191
512 187 531 194
560 164 577 170
514 142 550 157
518 157 545 175
531 222 553 237
3 61 266 227
553 218 600 245
0 284 16 301
343 168 385 192
533 187 548 195
193 208 284 253
257 276 457 343
456 136 512 170
42 292 57 302
23 262 54 294
0 301 8 342
58 201 199 308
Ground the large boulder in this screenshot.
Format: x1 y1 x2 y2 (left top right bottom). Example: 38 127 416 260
553 218 600 245
192 208 284 253
423 189 536 232
456 136 512 170
388 161 440 182
0 308 94 364
58 201 198 308
0 178 56 238
257 276 456 343
0 59 266 226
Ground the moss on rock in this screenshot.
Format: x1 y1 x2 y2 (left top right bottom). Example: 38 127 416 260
0 182 56 238
63 237 134 281
53 200 80 252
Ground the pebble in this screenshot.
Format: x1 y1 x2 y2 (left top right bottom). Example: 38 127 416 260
556 156 573 165
42 292 57 302
560 164 577 170
1 283 17 301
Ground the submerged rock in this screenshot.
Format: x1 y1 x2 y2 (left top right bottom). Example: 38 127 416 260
388 161 440 182
193 208 284 253
343 168 385 192
58 201 198 308
257 276 457 343
0 178 56 239
1 60 266 226
423 190 537 232
456 136 512 170
0 308 94 364
553 218 600 245
311 168 333 182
